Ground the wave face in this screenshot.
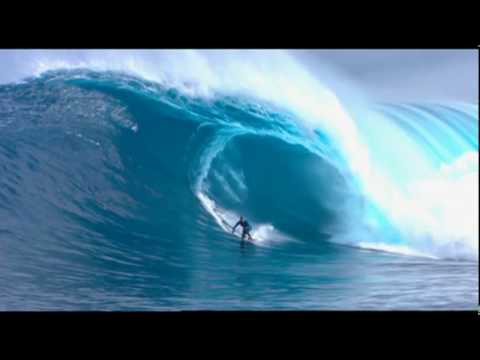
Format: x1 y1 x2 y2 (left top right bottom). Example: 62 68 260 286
0 61 477 309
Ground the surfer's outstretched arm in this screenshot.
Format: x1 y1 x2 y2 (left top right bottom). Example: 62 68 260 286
232 221 240 233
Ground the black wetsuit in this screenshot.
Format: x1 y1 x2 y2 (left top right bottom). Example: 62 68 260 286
233 219 252 240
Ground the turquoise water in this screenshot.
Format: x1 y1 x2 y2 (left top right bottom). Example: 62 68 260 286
0 70 477 310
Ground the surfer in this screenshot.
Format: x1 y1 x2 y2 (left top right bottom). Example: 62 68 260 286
232 216 253 241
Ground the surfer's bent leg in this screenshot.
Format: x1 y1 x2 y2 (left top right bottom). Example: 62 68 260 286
244 226 252 240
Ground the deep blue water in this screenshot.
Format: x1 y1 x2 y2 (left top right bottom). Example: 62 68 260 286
0 70 477 310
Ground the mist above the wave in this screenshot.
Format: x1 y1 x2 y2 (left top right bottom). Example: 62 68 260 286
0 51 361 131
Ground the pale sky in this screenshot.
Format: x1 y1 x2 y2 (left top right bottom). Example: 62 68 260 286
294 49 478 103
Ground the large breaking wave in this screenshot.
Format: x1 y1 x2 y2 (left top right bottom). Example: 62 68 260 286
0 50 478 264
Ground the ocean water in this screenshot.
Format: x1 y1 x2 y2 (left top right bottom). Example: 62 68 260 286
0 62 477 310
